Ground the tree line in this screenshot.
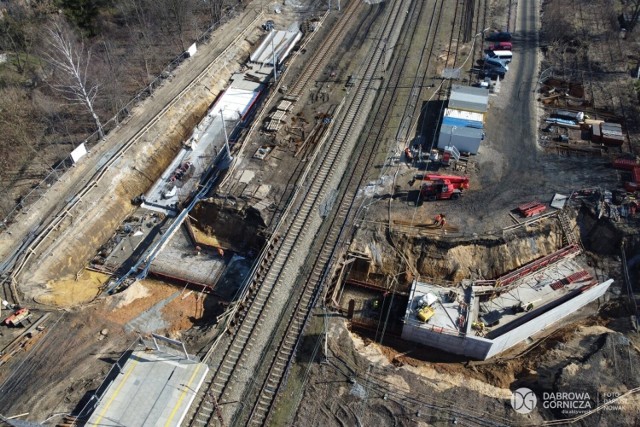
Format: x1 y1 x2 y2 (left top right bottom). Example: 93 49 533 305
0 0 236 217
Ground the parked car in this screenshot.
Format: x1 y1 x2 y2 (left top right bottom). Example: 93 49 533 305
484 57 509 71
486 41 512 51
485 50 513 64
480 68 505 80
486 31 512 42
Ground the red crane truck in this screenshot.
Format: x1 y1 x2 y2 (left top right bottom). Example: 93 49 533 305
419 174 470 201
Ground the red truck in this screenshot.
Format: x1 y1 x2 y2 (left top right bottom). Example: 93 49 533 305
419 174 470 201
4 308 30 327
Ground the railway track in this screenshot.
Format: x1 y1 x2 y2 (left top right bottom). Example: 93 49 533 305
184 0 416 425
286 0 360 100
396 0 444 143
219 4 355 189
238 0 450 423
0 12 264 297
331 0 469 306
327 355 512 427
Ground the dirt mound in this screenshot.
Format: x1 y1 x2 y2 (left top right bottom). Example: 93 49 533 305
35 269 109 307
109 280 151 310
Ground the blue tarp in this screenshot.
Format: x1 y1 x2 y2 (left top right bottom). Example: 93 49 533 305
442 116 484 129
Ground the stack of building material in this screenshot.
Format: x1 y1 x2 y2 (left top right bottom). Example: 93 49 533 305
552 109 584 123
612 158 638 171
626 166 640 192
249 29 303 66
601 122 624 146
612 157 640 192
516 201 547 217
276 100 292 111
591 121 624 146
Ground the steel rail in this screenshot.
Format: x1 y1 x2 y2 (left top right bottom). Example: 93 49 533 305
286 0 361 99
219 3 360 190
243 0 421 423
185 3 387 426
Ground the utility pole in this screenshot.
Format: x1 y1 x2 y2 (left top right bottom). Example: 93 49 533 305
271 30 277 82
220 109 232 160
323 304 329 362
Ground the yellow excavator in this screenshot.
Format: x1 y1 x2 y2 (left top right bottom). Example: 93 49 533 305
417 305 435 323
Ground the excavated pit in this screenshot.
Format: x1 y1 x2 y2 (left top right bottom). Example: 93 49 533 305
347 219 565 290
189 196 267 255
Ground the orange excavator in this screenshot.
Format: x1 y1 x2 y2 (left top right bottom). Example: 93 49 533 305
418 174 470 201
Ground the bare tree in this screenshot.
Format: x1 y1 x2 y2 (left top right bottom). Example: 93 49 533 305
204 0 225 27
117 0 156 83
156 0 195 51
628 0 640 31
43 21 105 139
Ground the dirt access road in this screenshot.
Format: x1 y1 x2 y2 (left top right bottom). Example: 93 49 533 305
359 0 621 237
0 9 264 301
438 0 619 234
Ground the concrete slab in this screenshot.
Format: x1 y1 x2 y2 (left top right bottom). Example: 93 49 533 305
150 226 226 287
402 253 614 359
142 66 267 216
142 112 227 215
249 29 303 66
86 350 208 427
103 211 164 270
239 170 256 184
551 193 569 209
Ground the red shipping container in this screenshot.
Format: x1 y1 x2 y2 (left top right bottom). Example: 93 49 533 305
612 158 638 171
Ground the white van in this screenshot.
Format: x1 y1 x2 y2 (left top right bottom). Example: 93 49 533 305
486 50 513 63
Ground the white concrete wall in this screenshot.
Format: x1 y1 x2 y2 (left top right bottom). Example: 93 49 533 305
401 324 493 359
401 280 613 360
485 279 613 358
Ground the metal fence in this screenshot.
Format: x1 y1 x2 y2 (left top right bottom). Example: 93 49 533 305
0 9 242 229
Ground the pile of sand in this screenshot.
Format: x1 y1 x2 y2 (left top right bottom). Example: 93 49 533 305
109 280 150 310
36 270 109 307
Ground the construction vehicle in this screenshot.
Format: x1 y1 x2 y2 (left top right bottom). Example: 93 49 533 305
416 293 438 322
419 174 470 201
4 308 30 327
417 305 436 322
471 321 485 331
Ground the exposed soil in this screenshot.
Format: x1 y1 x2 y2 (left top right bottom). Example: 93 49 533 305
0 278 208 421
350 219 564 286
0 9 265 298
2 0 640 425
35 269 110 307
190 197 267 254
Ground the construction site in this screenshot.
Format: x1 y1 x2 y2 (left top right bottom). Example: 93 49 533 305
0 0 640 426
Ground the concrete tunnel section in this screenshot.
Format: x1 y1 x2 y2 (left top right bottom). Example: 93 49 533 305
401 245 613 360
